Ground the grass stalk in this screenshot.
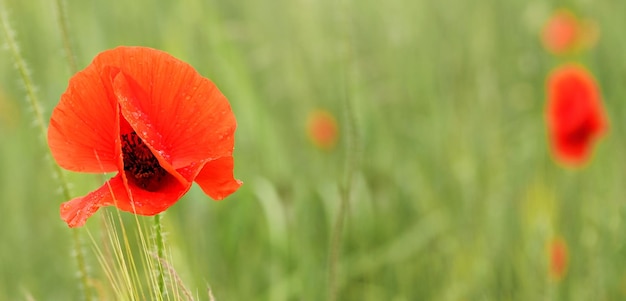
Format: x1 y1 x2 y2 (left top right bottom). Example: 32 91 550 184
53 0 78 73
327 101 358 300
0 7 92 301
327 2 359 300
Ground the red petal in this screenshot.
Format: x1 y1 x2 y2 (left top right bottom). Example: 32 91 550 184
553 115 603 164
546 64 607 165
195 156 242 200
307 110 339 149
113 71 189 187
542 10 580 54
548 237 569 280
48 65 119 172
61 163 206 228
548 66 601 131
60 174 124 228
114 162 206 215
95 46 237 168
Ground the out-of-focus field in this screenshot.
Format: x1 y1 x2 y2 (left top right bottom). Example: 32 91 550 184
1 0 626 300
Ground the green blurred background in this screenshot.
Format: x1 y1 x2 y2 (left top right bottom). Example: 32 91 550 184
1 0 626 300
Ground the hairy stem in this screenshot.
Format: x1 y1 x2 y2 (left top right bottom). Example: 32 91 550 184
154 213 166 297
0 7 92 301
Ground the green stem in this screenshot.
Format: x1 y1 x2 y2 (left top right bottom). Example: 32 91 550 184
0 7 92 301
53 0 78 73
327 103 358 301
328 4 358 300
328 185 350 301
154 213 166 297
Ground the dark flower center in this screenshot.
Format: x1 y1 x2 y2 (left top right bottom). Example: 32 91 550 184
121 132 167 191
565 118 593 147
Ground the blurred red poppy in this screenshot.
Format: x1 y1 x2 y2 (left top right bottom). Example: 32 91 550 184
541 9 599 55
546 64 607 166
307 109 339 150
548 237 569 281
48 46 241 227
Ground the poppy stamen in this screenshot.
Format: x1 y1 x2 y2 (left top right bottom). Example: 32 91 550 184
121 132 167 191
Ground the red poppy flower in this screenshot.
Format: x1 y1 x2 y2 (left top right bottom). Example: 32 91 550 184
546 64 607 166
542 9 579 54
48 46 241 228
541 9 599 55
547 237 569 281
307 109 339 150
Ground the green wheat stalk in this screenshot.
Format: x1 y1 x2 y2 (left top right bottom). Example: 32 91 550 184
0 5 94 301
154 213 166 298
88 209 191 300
